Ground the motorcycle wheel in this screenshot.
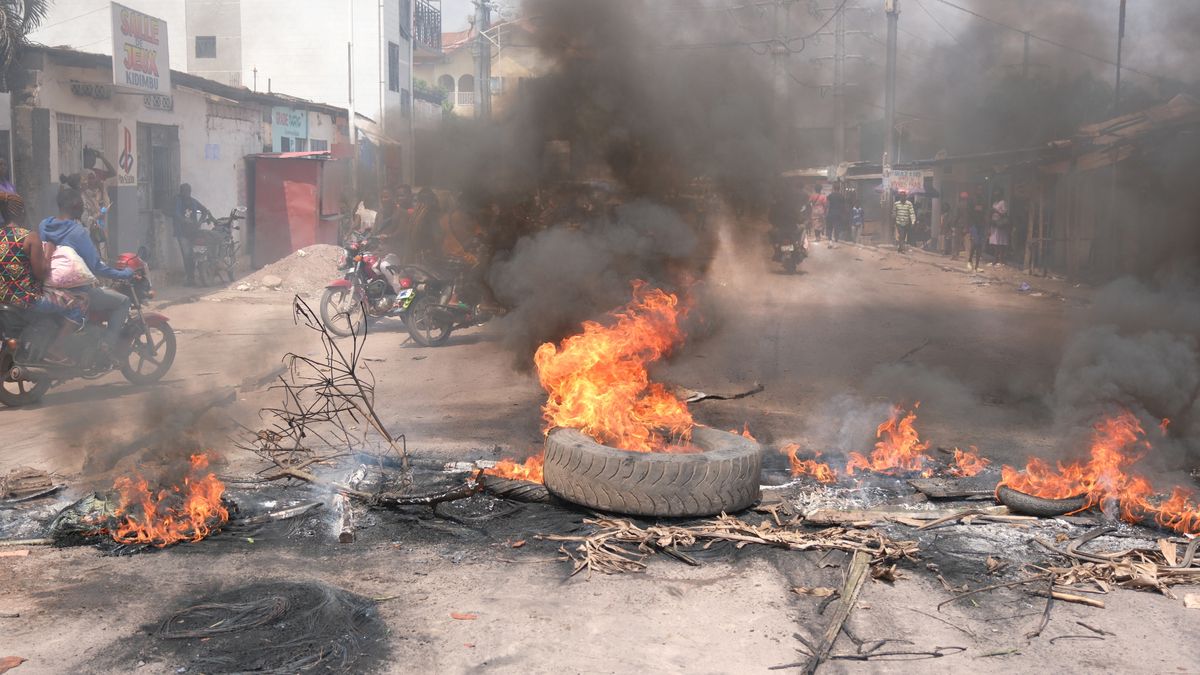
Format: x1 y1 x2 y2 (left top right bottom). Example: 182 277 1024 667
195 259 211 287
320 287 367 338
783 256 797 274
406 296 453 347
121 321 177 384
0 355 50 407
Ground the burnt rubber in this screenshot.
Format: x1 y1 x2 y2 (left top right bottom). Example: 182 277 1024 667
480 475 555 504
996 485 1088 518
542 426 763 517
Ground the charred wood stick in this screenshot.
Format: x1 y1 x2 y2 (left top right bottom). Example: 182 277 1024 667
237 501 323 526
803 549 871 675
259 467 320 484
937 574 1052 610
0 538 52 547
333 466 366 543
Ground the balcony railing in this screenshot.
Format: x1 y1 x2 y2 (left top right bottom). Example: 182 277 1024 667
414 0 442 51
455 91 475 107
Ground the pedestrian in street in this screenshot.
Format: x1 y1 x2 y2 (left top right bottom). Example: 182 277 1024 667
967 189 986 271
893 190 916 253
989 190 1009 266
172 183 210 286
825 182 847 246
850 201 864 244
80 149 117 259
808 184 826 242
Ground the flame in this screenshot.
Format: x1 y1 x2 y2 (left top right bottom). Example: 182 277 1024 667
951 446 990 477
534 282 694 452
1159 418 1171 436
846 405 932 477
779 444 838 483
109 454 229 547
485 454 545 483
999 411 1200 534
732 423 756 441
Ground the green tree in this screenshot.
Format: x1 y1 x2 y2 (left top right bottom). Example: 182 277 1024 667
0 0 49 90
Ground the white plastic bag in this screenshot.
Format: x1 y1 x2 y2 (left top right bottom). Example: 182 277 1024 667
46 245 97 288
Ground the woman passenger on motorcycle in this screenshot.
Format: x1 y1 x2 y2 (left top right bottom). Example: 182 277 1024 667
0 194 87 363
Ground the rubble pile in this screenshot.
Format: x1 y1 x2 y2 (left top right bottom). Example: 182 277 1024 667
229 244 343 296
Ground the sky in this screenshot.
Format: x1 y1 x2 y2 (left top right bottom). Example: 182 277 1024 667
441 0 475 32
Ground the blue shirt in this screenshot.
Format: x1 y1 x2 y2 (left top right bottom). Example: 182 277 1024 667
39 216 133 280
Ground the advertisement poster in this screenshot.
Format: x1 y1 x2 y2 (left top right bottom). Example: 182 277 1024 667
112 3 171 94
271 107 308 152
117 123 136 187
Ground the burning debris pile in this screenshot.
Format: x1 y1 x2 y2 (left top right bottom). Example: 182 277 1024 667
50 454 231 552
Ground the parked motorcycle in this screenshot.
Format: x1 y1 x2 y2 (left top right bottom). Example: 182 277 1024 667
319 234 418 337
0 253 176 407
193 207 246 286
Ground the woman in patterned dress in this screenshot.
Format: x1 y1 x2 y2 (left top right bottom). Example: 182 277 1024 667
0 193 49 308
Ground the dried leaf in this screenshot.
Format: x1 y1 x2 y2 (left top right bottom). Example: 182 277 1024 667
985 556 1009 574
793 586 838 597
1184 594 1200 609
511 540 526 549
1055 532 1070 543
1159 539 1178 567
450 612 478 620
0 656 25 674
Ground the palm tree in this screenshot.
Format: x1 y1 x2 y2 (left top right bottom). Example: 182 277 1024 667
0 0 49 90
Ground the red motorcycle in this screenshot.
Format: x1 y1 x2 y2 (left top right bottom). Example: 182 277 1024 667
319 234 417 337
0 253 176 407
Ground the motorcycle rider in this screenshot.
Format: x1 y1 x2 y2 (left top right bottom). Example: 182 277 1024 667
173 183 211 286
39 187 137 356
767 185 801 261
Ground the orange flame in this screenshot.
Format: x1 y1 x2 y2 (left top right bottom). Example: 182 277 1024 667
109 454 229 547
534 282 694 452
999 411 1200 534
780 444 838 483
485 454 545 483
951 446 990 477
846 405 932 477
1159 418 1170 436
732 423 756 441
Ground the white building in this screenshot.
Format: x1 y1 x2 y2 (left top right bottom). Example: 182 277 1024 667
31 0 444 184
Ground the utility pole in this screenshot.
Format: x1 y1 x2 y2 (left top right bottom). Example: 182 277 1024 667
772 1 791 151
1114 0 1126 113
833 4 845 169
1022 31 1030 79
883 0 899 169
474 0 492 120
347 1 358 201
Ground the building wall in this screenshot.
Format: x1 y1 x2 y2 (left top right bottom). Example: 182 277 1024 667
29 0 188 66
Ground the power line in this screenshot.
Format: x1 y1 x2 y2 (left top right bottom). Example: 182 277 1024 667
912 0 962 49
931 0 1175 84
31 3 108 33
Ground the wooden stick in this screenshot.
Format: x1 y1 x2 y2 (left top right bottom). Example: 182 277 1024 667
0 538 52 547
803 549 871 675
333 466 366 543
1049 591 1105 608
937 575 1051 610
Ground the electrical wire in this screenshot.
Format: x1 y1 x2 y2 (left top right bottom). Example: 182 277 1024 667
912 0 963 48
931 0 1174 84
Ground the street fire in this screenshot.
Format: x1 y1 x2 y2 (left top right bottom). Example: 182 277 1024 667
999 411 1200 534
485 454 546 483
779 444 838 483
108 454 230 547
950 446 990 477
846 405 933 477
533 282 694 452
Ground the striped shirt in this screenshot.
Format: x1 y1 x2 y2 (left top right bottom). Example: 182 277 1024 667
894 200 916 227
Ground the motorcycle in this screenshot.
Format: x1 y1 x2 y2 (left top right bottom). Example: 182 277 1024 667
193 207 246 286
771 226 808 274
404 259 500 347
319 234 418 337
0 253 176 407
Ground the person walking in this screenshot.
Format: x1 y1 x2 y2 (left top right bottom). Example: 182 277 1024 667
946 191 969 260
989 190 1009 266
893 190 916 253
808 184 826 242
967 189 987 271
825 182 847 246
850 201 864 244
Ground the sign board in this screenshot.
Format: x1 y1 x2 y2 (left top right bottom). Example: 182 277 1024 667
889 169 924 194
116 123 136 187
70 81 112 99
271 106 308 151
112 3 171 94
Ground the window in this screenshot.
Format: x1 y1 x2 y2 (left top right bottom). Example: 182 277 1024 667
310 139 328 152
195 36 216 59
490 76 504 94
388 42 400 92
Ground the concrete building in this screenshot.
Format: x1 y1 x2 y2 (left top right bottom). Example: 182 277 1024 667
10 46 348 277
415 18 548 118
31 0 445 183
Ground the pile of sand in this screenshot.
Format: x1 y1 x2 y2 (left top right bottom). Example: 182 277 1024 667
230 244 344 296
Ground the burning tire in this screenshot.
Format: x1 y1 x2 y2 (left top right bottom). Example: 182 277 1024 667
543 426 763 517
995 485 1088 518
